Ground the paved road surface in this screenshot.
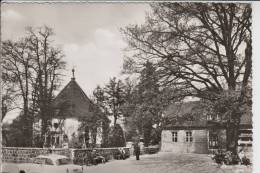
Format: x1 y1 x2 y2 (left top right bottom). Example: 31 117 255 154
2 152 252 173
83 152 251 173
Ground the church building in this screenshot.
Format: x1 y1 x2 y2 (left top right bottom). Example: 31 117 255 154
33 69 109 148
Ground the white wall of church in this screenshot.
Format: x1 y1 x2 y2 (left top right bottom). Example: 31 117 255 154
50 118 104 147
96 126 103 145
63 118 81 140
51 118 81 140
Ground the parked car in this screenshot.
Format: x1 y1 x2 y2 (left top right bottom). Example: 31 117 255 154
17 154 83 173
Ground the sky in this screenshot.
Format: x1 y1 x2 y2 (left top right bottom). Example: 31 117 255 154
1 2 150 122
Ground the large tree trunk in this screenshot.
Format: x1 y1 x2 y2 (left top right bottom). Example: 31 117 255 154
101 122 110 147
22 101 33 147
226 123 239 154
41 109 50 147
226 111 241 154
91 128 97 147
113 115 117 127
143 119 152 147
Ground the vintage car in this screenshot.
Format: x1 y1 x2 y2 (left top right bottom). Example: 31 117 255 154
17 154 84 173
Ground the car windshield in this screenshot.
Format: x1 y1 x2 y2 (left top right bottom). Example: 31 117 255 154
33 158 54 165
56 158 71 165
33 158 45 164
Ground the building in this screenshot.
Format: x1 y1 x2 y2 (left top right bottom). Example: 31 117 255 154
33 70 109 148
161 101 252 154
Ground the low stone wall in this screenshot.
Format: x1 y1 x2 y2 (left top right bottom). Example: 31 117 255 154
2 147 130 164
2 147 71 163
72 148 130 165
143 146 160 154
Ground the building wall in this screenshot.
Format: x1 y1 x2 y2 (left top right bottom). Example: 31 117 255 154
34 118 104 148
161 129 208 154
62 118 81 140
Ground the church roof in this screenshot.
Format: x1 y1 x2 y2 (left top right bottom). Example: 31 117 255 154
52 77 96 119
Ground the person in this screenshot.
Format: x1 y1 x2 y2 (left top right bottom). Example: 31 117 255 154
90 149 97 165
121 148 126 160
134 142 140 160
238 148 246 164
118 148 126 160
48 148 52 154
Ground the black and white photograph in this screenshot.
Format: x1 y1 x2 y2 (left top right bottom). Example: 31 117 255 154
0 1 258 173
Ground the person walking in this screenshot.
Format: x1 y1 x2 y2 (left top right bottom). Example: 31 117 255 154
134 142 140 160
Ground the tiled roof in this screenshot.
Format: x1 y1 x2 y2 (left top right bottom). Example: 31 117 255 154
163 101 252 129
164 101 207 129
52 78 97 119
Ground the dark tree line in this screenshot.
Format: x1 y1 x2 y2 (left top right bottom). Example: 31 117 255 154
122 61 177 146
92 77 126 147
94 62 177 147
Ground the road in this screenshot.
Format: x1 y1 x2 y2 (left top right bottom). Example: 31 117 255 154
83 152 251 173
2 152 252 173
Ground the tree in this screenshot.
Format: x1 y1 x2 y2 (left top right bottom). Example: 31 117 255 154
26 26 66 143
92 86 110 147
2 37 35 146
120 78 139 141
104 77 126 126
93 85 107 113
2 115 26 147
108 124 126 147
78 106 109 148
122 3 251 153
122 62 176 146
1 68 17 121
136 61 160 146
2 26 66 147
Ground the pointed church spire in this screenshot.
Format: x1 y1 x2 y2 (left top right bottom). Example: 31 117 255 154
72 68 75 80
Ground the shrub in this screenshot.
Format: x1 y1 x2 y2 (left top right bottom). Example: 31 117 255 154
108 124 126 147
241 156 251 165
212 150 240 165
212 150 225 164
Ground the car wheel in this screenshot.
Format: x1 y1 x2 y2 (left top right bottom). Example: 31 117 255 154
20 170 26 173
